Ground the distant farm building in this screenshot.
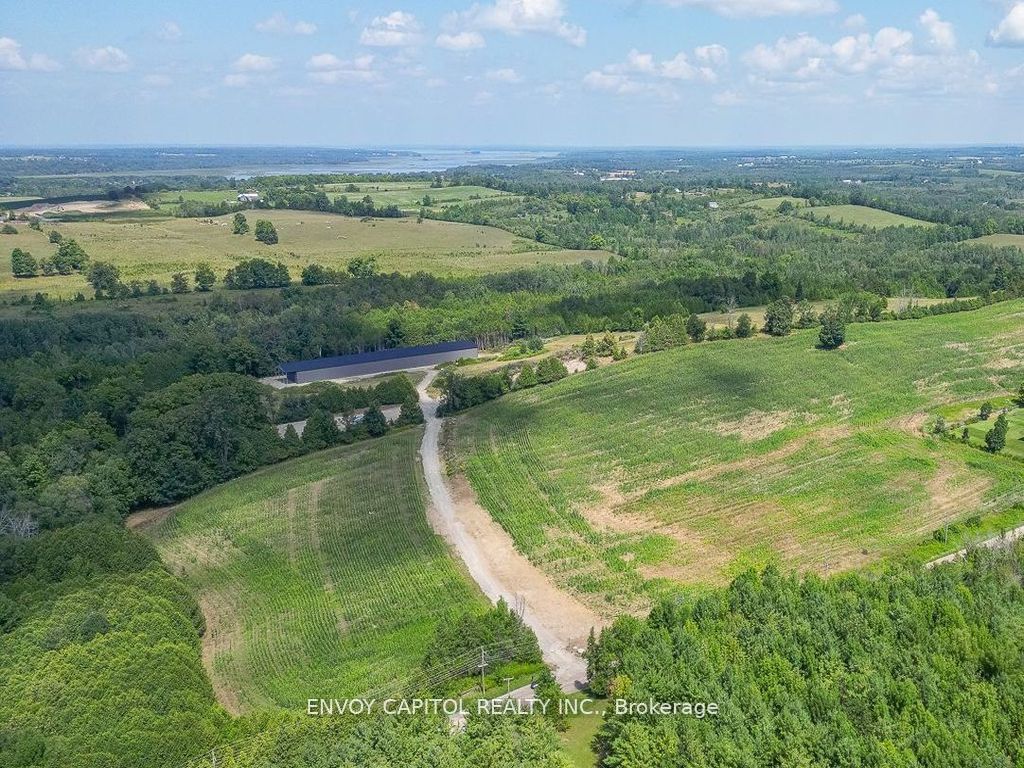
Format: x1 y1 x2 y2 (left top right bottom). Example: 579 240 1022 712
278 340 479 384
237 192 261 203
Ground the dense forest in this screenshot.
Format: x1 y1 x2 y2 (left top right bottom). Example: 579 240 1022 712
588 548 1024 767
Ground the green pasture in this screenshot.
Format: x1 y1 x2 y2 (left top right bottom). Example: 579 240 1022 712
0 208 602 296
453 301 1024 616
144 429 486 712
803 204 935 229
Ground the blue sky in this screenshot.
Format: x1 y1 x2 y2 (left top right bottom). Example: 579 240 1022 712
3 0 1024 146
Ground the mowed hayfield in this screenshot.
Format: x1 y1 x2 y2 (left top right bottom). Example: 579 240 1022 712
140 429 485 713
453 300 1024 616
803 204 935 229
742 195 808 211
969 234 1024 249
0 209 602 295
150 183 511 213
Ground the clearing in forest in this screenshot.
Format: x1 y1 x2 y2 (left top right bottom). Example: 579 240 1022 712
0 209 603 295
140 429 485 713
803 204 934 229
453 300 1024 616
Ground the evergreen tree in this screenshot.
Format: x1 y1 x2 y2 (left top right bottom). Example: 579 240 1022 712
517 364 538 388
396 399 424 426
194 263 216 292
232 212 249 235
362 406 390 437
762 299 794 337
985 413 1008 453
818 309 846 350
170 273 191 294
735 313 754 338
686 313 708 342
302 409 339 451
280 424 304 457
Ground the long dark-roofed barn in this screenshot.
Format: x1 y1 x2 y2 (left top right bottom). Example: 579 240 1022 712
278 340 479 384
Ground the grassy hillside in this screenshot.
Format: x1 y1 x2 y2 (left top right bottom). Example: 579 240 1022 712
143 429 486 712
804 204 935 228
0 210 602 296
453 301 1024 615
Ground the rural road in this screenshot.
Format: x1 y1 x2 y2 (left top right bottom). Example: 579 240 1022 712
416 369 601 692
926 523 1024 568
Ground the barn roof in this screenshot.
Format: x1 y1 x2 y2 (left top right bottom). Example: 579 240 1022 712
278 339 477 374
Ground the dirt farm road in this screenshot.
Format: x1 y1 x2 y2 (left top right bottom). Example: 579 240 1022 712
416 369 604 692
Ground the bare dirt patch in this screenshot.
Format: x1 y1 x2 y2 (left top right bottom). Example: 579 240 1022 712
198 588 244 715
712 410 795 442
891 412 930 436
916 459 995 534
26 199 150 216
124 504 175 532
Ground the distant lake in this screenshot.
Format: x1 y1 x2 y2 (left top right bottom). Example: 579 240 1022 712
228 149 559 177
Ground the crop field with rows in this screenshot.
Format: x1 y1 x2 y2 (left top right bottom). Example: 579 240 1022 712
144 429 485 713
453 300 1024 616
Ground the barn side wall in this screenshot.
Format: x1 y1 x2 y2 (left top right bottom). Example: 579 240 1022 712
292 348 478 384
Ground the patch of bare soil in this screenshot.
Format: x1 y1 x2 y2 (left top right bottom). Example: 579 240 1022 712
124 505 176 531
915 459 995 534
198 588 244 716
27 199 150 216
890 412 930 436
985 356 1022 371
448 471 608 638
712 410 795 442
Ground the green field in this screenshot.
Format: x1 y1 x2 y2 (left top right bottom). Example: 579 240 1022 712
804 204 935 229
742 195 808 211
1 209 602 295
142 429 485 713
966 408 1024 459
150 184 511 213
969 234 1024 249
453 301 1024 615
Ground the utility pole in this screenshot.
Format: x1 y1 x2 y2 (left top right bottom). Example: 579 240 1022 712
478 647 487 693
503 676 514 696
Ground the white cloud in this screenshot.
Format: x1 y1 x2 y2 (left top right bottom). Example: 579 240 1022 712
487 67 522 82
360 11 421 47
741 21 991 100
223 73 251 87
1 38 61 73
306 53 378 84
445 0 586 47
436 31 486 50
656 0 837 19
584 46 722 95
473 89 495 104
158 21 182 41
843 14 867 31
695 44 729 66
919 9 955 52
256 12 317 36
232 53 277 72
28 53 60 71
990 3 1024 47
74 46 131 72
0 37 27 70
